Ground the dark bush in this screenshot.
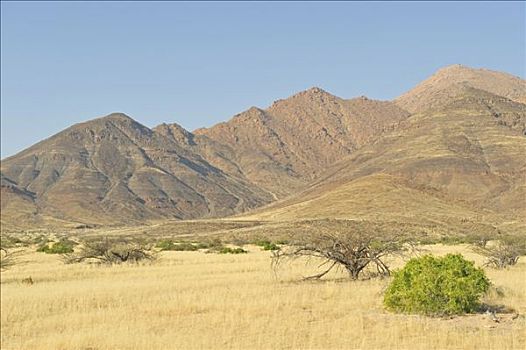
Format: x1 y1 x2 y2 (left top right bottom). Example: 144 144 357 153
384 254 490 315
218 247 247 254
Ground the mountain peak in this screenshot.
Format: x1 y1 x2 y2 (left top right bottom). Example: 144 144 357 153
306 86 326 94
153 122 195 145
436 63 471 72
73 112 137 129
395 65 526 113
98 112 134 122
299 86 332 97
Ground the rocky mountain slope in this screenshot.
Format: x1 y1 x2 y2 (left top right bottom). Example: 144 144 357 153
241 87 526 235
195 88 409 197
0 114 272 227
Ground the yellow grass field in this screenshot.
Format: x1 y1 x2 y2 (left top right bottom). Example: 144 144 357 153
1 244 525 350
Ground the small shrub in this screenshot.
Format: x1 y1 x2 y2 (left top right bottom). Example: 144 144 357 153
37 241 74 254
62 238 156 265
384 254 490 315
218 247 247 254
156 240 206 251
155 240 176 251
172 243 199 251
254 240 280 251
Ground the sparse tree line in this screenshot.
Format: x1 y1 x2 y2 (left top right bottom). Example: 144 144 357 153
1 221 524 273
1 233 287 269
1 222 524 272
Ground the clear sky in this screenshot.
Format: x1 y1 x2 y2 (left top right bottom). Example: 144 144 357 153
1 1 525 158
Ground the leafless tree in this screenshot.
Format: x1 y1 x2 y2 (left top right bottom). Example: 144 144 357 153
62 238 157 265
0 247 17 271
474 235 525 269
272 220 415 280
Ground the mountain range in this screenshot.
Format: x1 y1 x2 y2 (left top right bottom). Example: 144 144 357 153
1 64 525 233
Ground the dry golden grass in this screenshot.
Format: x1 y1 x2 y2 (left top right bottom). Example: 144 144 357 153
1 245 525 350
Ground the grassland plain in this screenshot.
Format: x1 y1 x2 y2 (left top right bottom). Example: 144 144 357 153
1 244 524 350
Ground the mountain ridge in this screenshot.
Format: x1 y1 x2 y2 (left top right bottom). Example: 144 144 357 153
1 64 525 229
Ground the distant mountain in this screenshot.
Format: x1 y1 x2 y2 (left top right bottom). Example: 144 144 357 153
2 64 525 230
195 88 409 197
241 87 526 235
395 64 526 113
0 113 272 227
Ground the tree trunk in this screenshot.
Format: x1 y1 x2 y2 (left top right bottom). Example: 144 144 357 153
345 264 364 280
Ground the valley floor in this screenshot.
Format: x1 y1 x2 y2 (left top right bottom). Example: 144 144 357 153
1 245 525 350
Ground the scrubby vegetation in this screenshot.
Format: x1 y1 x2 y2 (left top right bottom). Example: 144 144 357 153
62 238 156 265
218 247 247 254
155 238 238 253
254 240 280 251
473 235 526 269
37 240 75 254
0 234 25 249
0 248 17 271
157 240 200 251
384 254 490 315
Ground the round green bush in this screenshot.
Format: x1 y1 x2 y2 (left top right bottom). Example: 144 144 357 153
37 241 75 254
384 254 490 315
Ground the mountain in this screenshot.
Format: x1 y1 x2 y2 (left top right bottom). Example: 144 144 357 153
195 88 409 197
0 113 272 227
395 64 526 113
0 90 409 228
2 64 525 231
240 87 526 235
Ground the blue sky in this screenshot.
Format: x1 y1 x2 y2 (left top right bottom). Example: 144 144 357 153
1 1 525 158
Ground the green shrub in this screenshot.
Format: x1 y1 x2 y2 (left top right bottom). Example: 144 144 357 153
254 240 280 251
218 247 247 254
172 243 199 251
37 241 74 254
155 240 176 251
156 240 201 251
156 239 217 252
384 254 490 315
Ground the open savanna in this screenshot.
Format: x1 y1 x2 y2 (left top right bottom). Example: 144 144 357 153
1 243 525 350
